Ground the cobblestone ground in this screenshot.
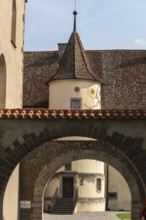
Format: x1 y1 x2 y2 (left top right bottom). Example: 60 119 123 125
43 211 123 220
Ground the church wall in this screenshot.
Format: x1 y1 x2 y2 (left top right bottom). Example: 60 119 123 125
0 0 24 108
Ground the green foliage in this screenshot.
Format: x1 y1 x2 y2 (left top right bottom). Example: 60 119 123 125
116 212 131 219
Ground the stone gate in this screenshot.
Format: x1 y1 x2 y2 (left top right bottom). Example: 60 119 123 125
0 109 146 220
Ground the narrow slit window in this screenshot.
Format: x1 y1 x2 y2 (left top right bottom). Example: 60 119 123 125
11 0 17 47
96 178 101 191
0 54 6 108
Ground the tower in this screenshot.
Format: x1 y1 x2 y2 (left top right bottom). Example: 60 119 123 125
44 10 106 213
48 11 102 110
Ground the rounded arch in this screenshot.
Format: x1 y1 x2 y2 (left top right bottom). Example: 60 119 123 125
19 140 145 220
1 119 146 220
0 54 6 107
34 141 144 200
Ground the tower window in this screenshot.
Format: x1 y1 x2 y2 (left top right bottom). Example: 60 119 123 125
11 0 17 47
70 98 82 109
96 178 101 191
65 163 72 171
108 192 117 199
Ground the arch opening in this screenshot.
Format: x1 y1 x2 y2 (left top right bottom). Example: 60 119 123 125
1 118 146 220
43 159 132 216
18 139 145 220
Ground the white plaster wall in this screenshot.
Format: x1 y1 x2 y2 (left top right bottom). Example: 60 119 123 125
108 165 131 211
77 174 105 199
72 160 104 174
0 0 24 108
77 199 105 212
49 79 101 109
3 165 20 220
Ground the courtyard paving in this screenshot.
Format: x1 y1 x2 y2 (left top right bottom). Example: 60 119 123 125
43 211 126 220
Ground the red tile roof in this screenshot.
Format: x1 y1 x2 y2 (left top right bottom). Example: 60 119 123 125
0 109 146 119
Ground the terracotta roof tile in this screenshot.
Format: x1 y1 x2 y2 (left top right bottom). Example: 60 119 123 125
0 109 146 119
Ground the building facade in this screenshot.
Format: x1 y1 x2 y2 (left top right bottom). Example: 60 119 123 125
22 11 131 215
1 2 146 220
44 159 105 213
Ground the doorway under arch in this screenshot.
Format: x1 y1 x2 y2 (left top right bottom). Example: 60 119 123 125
43 158 131 214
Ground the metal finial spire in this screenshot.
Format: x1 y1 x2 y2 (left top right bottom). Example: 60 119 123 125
73 0 77 32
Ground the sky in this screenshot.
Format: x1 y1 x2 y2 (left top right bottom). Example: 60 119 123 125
24 0 146 51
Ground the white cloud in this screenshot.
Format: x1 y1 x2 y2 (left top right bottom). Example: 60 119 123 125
134 38 146 46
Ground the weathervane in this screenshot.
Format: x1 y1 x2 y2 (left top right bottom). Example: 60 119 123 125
75 0 76 11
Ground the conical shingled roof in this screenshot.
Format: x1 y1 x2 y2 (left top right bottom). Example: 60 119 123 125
48 11 102 83
48 31 102 83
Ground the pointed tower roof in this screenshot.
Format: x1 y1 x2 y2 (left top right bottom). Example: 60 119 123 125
48 11 102 83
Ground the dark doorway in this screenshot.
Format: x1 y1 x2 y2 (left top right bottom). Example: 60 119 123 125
62 177 74 198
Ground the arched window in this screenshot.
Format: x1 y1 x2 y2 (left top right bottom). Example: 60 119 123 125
0 54 6 107
11 0 17 47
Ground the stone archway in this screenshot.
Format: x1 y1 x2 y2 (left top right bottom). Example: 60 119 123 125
0 54 6 107
0 117 146 220
19 140 145 220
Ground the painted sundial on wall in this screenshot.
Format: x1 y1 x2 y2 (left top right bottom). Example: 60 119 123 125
84 85 101 109
88 86 97 98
